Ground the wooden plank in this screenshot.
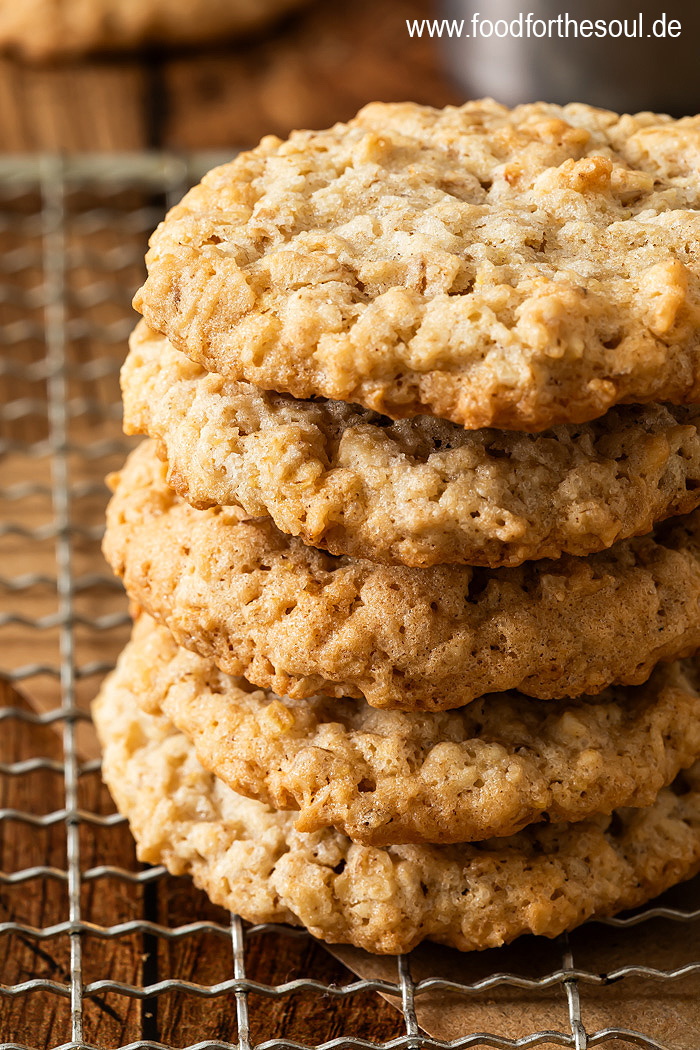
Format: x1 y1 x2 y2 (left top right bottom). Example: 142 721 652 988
0 678 401 1046
0 57 149 152
0 679 144 1045
150 880 402 1047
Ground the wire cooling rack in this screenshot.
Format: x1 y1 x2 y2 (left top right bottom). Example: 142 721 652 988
1 153 700 1050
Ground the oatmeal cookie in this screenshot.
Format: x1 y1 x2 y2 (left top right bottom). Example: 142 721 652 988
103 441 700 711
134 100 700 432
126 613 700 846
123 322 700 567
94 654 700 954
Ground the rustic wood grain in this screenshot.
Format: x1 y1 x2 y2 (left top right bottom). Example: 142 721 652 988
0 679 144 1045
0 680 402 1046
0 57 149 152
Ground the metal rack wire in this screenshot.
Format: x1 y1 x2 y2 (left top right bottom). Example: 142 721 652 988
1 153 700 1050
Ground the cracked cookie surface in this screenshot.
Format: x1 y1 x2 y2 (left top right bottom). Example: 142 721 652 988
135 100 700 431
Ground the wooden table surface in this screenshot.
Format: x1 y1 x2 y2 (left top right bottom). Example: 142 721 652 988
0 3 463 1047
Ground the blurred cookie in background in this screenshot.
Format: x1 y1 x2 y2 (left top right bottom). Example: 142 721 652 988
0 0 459 153
162 0 461 148
0 0 312 59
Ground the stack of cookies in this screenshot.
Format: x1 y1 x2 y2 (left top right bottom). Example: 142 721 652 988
94 99 700 955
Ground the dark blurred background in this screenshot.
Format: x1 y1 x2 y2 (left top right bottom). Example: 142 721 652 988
0 0 459 153
5 0 695 154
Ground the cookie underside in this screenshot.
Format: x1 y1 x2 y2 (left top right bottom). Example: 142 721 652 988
122 322 700 568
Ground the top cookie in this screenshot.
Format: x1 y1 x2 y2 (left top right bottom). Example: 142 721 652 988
134 99 700 432
0 0 307 58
